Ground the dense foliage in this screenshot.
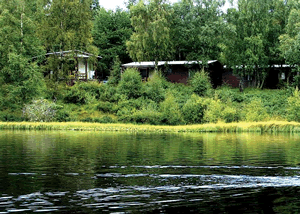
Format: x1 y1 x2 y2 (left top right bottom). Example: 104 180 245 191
93 7 132 77
3 68 298 125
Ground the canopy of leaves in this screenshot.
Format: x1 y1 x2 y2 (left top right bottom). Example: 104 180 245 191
221 0 288 88
93 7 132 77
279 2 300 73
172 0 226 61
126 0 174 64
38 0 98 80
0 0 45 107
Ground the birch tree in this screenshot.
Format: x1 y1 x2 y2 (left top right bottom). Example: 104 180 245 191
126 0 174 67
222 0 287 88
279 3 300 85
38 0 98 80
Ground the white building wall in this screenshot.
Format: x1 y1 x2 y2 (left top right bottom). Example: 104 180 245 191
77 58 96 79
78 59 86 73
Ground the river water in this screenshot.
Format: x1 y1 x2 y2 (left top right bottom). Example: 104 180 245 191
0 131 300 213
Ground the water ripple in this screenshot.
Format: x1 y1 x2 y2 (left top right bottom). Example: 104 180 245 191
3 167 300 213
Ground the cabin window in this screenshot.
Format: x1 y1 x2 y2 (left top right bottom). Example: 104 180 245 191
141 69 148 78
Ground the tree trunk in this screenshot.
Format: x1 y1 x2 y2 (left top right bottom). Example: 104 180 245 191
155 58 158 72
20 2 24 47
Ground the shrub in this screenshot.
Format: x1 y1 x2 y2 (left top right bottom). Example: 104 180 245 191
97 101 118 113
286 87 300 122
44 80 68 101
100 84 121 102
241 98 269 122
117 100 163 125
221 105 239 123
160 93 184 125
76 81 105 100
80 117 94 122
132 110 163 125
108 56 121 86
203 98 223 123
117 98 143 112
118 109 163 125
143 72 166 103
64 85 86 104
64 83 89 104
116 107 133 122
241 88 289 118
64 81 105 104
293 75 300 88
96 116 116 123
166 83 194 108
118 68 143 99
23 99 59 122
216 86 245 103
200 96 240 123
0 111 23 122
182 94 205 124
190 69 212 96
55 109 71 122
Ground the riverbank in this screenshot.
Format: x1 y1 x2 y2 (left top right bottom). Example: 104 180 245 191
1 121 300 133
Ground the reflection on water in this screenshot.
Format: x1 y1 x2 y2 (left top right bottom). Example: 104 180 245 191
0 131 300 213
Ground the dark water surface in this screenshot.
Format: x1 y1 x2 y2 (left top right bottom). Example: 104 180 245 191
1 131 300 213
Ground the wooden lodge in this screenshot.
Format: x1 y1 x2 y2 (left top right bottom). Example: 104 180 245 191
37 50 102 81
222 65 294 89
122 60 224 88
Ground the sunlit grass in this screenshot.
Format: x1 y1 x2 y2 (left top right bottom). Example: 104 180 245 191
0 121 300 133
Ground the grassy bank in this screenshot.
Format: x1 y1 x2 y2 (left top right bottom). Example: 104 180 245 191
1 121 300 133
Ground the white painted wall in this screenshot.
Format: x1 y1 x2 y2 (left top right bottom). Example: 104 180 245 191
77 58 95 79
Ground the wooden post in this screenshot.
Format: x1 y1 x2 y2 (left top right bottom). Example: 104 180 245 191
75 57 78 80
85 59 88 80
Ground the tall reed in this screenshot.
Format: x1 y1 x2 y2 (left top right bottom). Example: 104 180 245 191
0 121 300 133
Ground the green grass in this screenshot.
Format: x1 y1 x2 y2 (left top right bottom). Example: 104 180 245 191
0 121 300 133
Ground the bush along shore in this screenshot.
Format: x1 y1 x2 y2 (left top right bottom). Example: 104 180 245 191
1 121 300 133
1 68 300 131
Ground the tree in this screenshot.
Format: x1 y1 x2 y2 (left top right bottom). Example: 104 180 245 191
91 0 100 10
172 0 226 61
126 0 174 67
0 0 45 68
221 0 287 88
125 0 138 9
0 0 45 107
93 7 132 78
279 1 300 84
38 0 98 80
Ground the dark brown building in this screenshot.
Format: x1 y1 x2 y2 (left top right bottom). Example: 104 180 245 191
122 60 224 88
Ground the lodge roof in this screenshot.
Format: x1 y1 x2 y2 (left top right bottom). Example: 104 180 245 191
223 64 293 69
122 60 218 68
32 50 102 59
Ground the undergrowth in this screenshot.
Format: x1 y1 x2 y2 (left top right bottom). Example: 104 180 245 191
0 69 299 125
